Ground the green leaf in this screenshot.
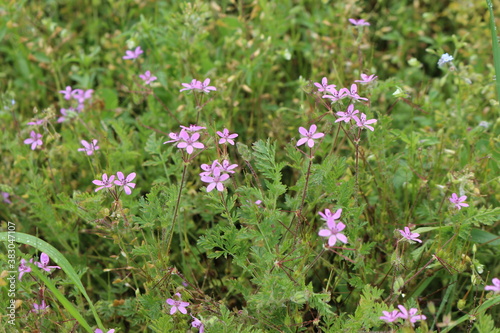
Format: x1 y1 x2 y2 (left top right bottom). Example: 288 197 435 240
486 0 500 101
0 232 104 331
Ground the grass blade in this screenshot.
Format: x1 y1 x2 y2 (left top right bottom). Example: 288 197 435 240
486 0 500 101
0 232 104 331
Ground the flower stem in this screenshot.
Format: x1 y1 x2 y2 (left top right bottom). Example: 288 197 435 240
164 163 188 260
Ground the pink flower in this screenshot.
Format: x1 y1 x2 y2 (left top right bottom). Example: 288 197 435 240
485 278 500 293
32 300 49 313
449 193 469 210
122 46 143 60
176 130 205 154
201 167 230 192
139 70 157 85
396 305 427 325
163 132 181 144
27 119 46 126
338 84 368 101
314 77 336 93
217 128 238 145
180 79 203 92
35 253 61 273
200 160 221 177
353 113 377 131
318 220 348 246
191 315 205 332
323 86 340 101
24 131 43 150
380 310 400 323
199 78 216 93
296 124 324 148
349 18 370 26
95 330 115 333
398 227 422 243
2 192 12 204
78 139 100 155
92 174 116 192
57 108 72 123
180 124 206 133
59 86 74 100
219 160 238 174
114 172 136 195
166 294 190 315
355 73 378 84
335 104 359 123
18 258 32 280
72 89 94 104
318 208 342 222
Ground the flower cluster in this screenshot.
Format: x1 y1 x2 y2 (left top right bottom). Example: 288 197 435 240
166 293 204 332
93 172 136 195
380 305 426 326
59 86 94 118
200 160 238 192
318 208 348 246
334 104 377 131
18 253 61 281
180 78 216 93
164 125 206 155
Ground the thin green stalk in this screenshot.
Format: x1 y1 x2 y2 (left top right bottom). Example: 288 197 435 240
486 0 500 102
164 164 188 258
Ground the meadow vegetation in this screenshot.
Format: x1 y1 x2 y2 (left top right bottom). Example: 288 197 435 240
1 0 500 332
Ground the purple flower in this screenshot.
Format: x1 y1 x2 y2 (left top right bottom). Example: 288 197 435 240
60 86 74 100
449 193 469 210
176 130 205 154
139 70 157 85
323 88 340 102
95 330 115 333
318 208 342 222
355 73 378 84
380 310 400 323
32 300 49 313
2 192 12 204
18 258 32 280
180 124 206 133
200 160 220 177
27 119 46 126
78 139 100 155
335 104 359 123
180 79 202 92
318 220 348 246
191 315 205 332
314 77 336 93
349 18 370 26
353 113 377 131
485 278 500 293
114 172 136 195
397 305 427 325
166 294 190 315
164 132 181 144
122 46 143 60
92 174 116 192
398 227 422 243
296 124 324 148
201 167 230 192
199 78 216 93
24 131 43 150
217 128 238 145
72 89 94 104
338 84 368 101
219 160 238 174
35 253 61 273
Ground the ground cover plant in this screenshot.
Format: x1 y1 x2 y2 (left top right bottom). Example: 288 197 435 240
1 0 500 332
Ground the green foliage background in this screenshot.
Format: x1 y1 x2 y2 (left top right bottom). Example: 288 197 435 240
1 0 499 332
